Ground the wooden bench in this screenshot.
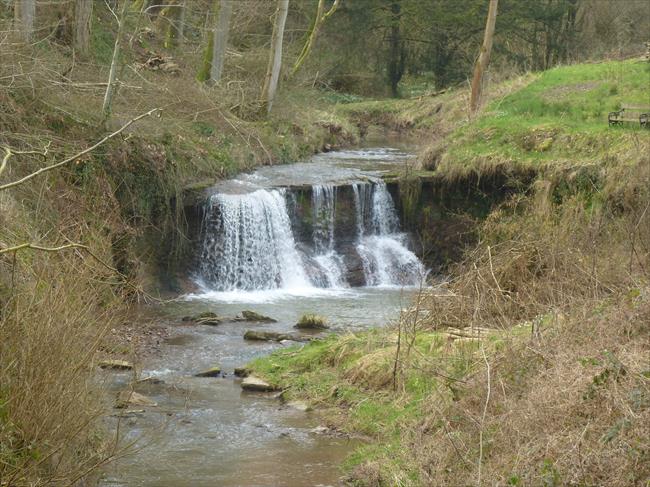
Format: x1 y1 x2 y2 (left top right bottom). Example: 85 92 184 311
608 104 650 128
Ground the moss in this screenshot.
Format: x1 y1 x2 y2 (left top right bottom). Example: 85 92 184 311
397 175 422 227
196 30 214 83
295 313 329 329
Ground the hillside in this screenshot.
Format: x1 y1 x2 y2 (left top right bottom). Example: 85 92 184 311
249 59 650 486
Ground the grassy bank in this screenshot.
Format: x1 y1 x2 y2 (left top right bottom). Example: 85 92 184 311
249 59 650 486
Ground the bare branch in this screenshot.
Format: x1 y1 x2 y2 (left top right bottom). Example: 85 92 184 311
0 242 117 273
0 108 161 192
0 147 11 178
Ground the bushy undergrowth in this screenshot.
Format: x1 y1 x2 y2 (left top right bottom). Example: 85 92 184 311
0 251 124 485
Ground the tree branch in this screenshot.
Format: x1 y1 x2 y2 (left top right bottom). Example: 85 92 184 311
0 147 11 178
0 108 161 192
0 242 117 273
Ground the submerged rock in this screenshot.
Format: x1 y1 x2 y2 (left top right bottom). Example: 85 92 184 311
135 376 165 385
235 310 278 323
194 366 222 378
243 330 291 342
98 359 133 370
241 376 278 392
181 311 222 326
115 391 157 409
286 400 311 412
243 330 309 342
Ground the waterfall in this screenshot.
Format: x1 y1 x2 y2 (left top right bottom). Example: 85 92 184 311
312 184 345 287
198 189 310 291
353 181 425 287
198 180 425 292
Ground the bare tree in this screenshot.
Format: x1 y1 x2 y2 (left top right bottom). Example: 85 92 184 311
291 0 341 76
14 0 36 42
210 0 233 84
102 0 129 124
261 0 290 114
470 0 498 114
74 0 93 55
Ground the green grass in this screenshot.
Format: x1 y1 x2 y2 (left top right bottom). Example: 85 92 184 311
248 325 514 477
445 60 650 170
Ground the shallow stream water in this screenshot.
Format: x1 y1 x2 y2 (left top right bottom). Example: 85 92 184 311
100 145 423 487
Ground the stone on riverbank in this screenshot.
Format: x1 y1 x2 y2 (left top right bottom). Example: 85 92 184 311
294 313 329 330
182 311 223 326
234 367 249 377
235 310 277 323
98 359 133 370
241 376 278 392
194 366 222 378
115 391 157 409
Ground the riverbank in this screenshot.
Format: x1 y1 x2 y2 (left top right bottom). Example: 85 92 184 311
249 59 650 486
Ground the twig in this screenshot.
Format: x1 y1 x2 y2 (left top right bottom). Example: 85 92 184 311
487 245 504 294
0 108 161 192
0 147 11 178
478 345 491 486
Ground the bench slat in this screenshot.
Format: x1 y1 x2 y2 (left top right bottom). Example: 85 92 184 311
621 105 650 111
613 117 646 122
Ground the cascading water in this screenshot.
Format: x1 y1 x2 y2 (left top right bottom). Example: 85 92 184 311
198 179 425 292
353 181 425 287
311 185 345 287
198 189 310 291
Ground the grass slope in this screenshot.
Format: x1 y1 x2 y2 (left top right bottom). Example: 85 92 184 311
442 60 650 174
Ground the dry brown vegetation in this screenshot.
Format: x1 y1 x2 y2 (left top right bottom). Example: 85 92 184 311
405 161 647 484
250 150 650 486
0 245 126 485
348 154 650 485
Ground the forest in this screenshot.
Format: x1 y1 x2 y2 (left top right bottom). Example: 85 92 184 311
1 1 649 486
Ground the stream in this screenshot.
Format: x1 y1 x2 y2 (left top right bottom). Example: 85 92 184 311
100 146 426 487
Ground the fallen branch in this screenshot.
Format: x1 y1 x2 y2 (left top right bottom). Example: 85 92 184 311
0 108 161 192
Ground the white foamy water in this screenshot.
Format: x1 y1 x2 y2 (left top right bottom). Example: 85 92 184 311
195 148 426 299
199 189 310 291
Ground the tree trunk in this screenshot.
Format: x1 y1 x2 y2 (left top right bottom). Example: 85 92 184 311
387 0 405 98
163 1 182 49
178 0 187 45
210 0 233 84
102 0 129 124
74 0 93 55
261 0 290 114
469 0 498 114
14 0 36 42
